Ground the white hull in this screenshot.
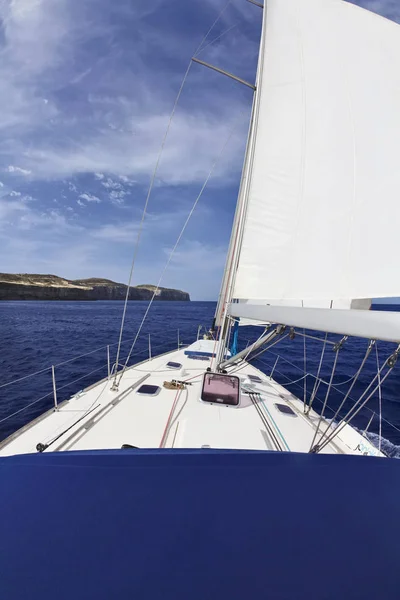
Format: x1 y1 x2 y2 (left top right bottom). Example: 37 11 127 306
0 340 382 457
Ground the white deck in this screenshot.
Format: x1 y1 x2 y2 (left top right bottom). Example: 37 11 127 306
0 341 382 457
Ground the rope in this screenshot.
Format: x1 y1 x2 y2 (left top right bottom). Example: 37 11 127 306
115 115 242 387
159 388 184 448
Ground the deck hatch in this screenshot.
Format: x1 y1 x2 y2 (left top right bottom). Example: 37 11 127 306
201 373 240 407
247 375 263 384
166 361 182 369
274 403 296 416
137 385 161 396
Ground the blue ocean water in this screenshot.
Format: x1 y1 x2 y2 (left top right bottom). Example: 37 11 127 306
1 301 399 456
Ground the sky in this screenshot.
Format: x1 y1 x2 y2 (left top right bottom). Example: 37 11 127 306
0 0 399 300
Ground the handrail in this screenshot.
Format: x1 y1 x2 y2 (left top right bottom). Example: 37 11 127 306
0 326 192 390
263 359 400 445
0 390 54 425
0 328 193 434
263 347 371 388
2 331 399 454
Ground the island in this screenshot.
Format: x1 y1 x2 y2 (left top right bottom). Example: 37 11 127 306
0 274 190 301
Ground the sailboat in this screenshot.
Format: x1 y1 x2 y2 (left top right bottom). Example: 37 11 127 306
2 0 400 597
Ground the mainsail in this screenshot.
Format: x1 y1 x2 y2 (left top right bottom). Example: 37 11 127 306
216 0 400 342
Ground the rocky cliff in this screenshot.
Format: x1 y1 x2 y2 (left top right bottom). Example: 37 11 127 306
0 274 190 301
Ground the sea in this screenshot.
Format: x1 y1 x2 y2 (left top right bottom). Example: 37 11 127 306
1 300 400 457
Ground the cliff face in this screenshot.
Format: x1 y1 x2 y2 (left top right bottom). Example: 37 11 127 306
0 274 190 301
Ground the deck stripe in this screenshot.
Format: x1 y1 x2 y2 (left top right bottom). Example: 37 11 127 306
259 397 291 452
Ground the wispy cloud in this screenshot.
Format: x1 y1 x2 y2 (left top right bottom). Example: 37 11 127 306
79 193 101 203
0 0 396 298
6 165 31 175
0 0 254 186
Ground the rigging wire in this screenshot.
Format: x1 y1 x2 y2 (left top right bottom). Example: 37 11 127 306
112 61 193 387
195 0 233 55
0 390 54 425
114 115 243 388
313 340 374 446
235 326 271 366
112 0 234 387
315 346 399 453
0 365 52 391
294 331 336 346
263 341 374 389
376 342 383 452
194 23 238 57
316 363 395 453
227 333 290 376
303 328 307 411
305 332 328 414
309 344 341 452
257 355 400 441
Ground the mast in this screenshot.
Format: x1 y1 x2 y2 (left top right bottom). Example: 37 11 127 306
214 1 266 367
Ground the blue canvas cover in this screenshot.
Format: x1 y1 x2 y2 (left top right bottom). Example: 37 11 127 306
0 449 399 599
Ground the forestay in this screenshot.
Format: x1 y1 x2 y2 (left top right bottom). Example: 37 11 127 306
233 0 400 303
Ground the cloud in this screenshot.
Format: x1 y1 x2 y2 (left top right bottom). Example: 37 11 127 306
91 222 139 243
0 195 77 233
119 175 134 184
0 0 396 300
109 190 127 204
0 196 29 221
101 178 123 191
0 0 253 186
6 165 31 176
79 192 101 203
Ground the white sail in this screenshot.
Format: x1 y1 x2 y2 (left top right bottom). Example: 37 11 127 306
232 0 400 302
